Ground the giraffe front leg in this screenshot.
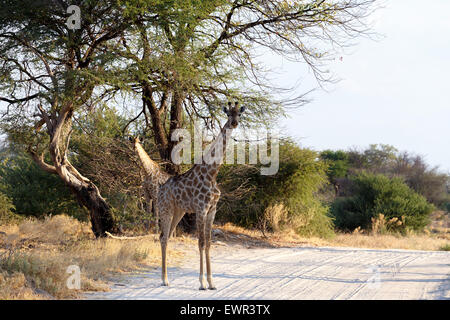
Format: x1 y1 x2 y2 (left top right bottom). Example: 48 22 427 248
197 213 208 290
160 211 172 287
205 203 217 290
160 239 169 286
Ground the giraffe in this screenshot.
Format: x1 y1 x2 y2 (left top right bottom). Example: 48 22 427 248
130 137 171 231
157 101 245 290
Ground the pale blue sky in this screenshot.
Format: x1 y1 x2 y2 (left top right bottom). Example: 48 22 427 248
270 0 450 173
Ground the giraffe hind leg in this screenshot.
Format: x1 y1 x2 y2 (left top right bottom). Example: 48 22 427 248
205 202 218 290
197 211 208 290
159 207 172 287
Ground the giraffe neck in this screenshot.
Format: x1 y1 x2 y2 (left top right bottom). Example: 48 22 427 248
201 121 233 180
134 141 160 177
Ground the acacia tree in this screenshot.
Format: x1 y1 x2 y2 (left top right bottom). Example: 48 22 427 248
106 0 376 231
113 0 376 174
0 0 136 237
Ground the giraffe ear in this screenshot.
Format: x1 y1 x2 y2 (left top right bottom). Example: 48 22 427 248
223 106 229 115
128 136 133 142
240 106 246 113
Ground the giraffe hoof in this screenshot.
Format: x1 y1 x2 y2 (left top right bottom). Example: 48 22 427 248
161 281 169 287
208 286 217 290
199 286 207 290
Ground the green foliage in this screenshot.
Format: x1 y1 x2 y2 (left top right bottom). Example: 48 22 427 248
324 145 449 207
0 152 84 220
217 140 334 238
363 144 398 170
0 191 20 224
330 173 434 232
320 150 349 180
346 144 398 172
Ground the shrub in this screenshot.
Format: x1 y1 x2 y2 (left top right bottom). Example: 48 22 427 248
217 140 334 238
0 152 83 220
330 173 434 233
0 192 19 224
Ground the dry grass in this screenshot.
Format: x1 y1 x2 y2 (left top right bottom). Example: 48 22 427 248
1 212 448 299
262 203 288 233
0 215 183 300
327 233 449 251
217 219 450 251
370 214 404 235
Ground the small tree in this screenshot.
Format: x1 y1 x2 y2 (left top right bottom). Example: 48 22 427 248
320 150 349 196
393 152 449 207
330 173 434 232
0 1 135 236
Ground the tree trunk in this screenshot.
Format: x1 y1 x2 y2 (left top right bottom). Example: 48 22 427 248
142 84 183 175
70 182 116 238
32 104 117 238
142 86 195 233
166 90 184 175
31 155 117 238
167 90 196 233
334 183 339 197
142 84 170 161
51 161 117 238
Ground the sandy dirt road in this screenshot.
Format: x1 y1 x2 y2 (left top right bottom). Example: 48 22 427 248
85 244 450 300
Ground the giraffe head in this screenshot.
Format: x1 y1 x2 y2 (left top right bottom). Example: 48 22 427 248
128 136 143 145
223 101 245 129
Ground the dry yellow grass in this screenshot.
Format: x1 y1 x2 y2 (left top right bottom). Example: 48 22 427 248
327 233 449 251
263 203 288 232
1 214 448 299
218 222 450 251
0 215 184 300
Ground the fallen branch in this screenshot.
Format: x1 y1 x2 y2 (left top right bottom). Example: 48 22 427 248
105 231 150 240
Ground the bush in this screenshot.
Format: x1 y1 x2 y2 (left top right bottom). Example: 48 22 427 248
0 151 84 220
0 192 20 224
217 140 334 238
330 173 434 233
